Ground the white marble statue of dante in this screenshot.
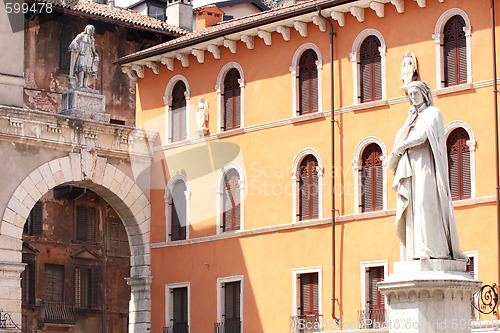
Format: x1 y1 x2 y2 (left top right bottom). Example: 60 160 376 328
386 81 467 261
69 25 99 89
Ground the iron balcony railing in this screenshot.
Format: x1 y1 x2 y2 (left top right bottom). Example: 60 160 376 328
163 323 189 333
214 319 242 333
289 314 323 333
37 301 77 325
358 309 387 329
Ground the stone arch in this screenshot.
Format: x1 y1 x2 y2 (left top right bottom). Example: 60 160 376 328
0 152 152 332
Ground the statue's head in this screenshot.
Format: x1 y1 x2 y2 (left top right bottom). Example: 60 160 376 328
84 25 95 36
407 81 433 107
198 97 204 102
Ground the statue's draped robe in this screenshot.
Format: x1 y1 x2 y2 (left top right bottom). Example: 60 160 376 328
393 106 467 260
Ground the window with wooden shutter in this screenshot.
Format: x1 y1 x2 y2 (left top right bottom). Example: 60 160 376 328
223 68 241 131
223 281 241 332
443 15 467 87
298 155 319 221
298 49 319 115
360 144 383 213
222 169 241 232
44 264 64 302
366 266 385 327
447 128 471 200
170 180 187 241
76 205 96 242
171 81 187 142
107 220 130 257
59 28 74 75
360 36 382 103
24 201 43 237
172 287 188 331
22 259 36 305
466 256 476 319
299 273 319 316
75 266 99 309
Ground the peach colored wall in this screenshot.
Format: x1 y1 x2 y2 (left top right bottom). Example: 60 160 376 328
135 0 499 331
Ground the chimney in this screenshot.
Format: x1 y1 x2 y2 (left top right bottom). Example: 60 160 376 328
108 0 114 10
166 0 193 32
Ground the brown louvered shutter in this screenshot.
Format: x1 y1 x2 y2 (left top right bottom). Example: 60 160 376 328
223 170 240 232
173 287 188 326
22 259 36 305
171 81 187 142
76 206 96 242
299 155 319 221
367 266 385 326
466 256 475 318
223 68 241 130
299 49 319 115
171 180 187 241
447 128 471 200
361 144 383 212
360 36 382 103
444 15 467 87
89 266 99 309
299 273 319 316
224 281 241 325
45 264 64 302
25 201 43 236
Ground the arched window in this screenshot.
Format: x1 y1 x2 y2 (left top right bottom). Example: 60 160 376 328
223 68 241 131
359 36 382 103
360 143 383 212
443 15 467 87
298 155 319 221
170 180 187 241
298 49 319 115
447 127 471 200
171 81 187 142
222 169 241 231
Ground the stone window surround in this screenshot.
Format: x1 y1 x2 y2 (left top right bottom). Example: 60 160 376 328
291 148 324 223
350 29 387 106
290 43 323 118
433 8 472 92
165 174 191 242
216 62 245 134
164 75 191 144
360 260 388 312
216 275 244 332
215 162 245 235
165 281 191 329
444 120 476 200
352 137 388 214
291 266 322 317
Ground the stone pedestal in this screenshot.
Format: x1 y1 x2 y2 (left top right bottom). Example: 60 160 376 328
60 90 110 123
378 260 481 333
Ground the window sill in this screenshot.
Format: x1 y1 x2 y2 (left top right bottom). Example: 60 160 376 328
435 83 473 96
290 111 325 124
216 128 245 138
351 99 388 111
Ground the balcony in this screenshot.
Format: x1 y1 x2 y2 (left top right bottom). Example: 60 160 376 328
37 301 77 326
163 323 189 333
358 309 387 329
289 314 323 333
214 319 242 333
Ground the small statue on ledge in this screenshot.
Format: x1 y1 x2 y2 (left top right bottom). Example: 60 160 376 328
69 25 99 91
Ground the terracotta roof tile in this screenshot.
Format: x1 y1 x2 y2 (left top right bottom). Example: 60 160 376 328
46 0 188 35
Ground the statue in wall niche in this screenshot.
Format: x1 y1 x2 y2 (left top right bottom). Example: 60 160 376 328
400 51 418 88
69 25 99 91
195 97 209 136
386 81 467 261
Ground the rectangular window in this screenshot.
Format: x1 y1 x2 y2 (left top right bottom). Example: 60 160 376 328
44 264 64 302
24 201 43 236
216 277 242 333
166 283 190 333
76 205 96 242
361 265 385 329
291 268 322 332
75 266 98 309
107 221 130 257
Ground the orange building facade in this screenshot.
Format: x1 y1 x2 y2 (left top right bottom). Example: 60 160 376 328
118 0 500 331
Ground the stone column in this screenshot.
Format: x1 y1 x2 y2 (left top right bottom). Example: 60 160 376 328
126 275 153 333
0 261 26 333
378 259 481 333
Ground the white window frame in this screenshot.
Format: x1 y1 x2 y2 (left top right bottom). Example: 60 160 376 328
215 163 245 234
292 266 323 317
465 251 479 320
217 275 244 332
290 43 323 117
291 148 324 223
164 75 191 143
165 282 190 330
350 29 387 106
165 174 191 242
352 137 387 214
433 8 472 92
216 62 245 133
360 260 388 312
444 121 476 200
